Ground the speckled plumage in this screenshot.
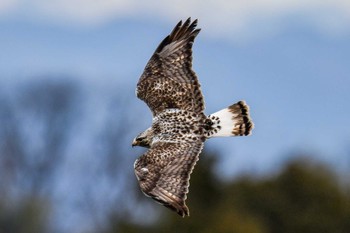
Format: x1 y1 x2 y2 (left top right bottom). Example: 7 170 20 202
133 18 254 217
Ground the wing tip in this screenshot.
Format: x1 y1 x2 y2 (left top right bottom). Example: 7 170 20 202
165 200 190 217
147 186 191 217
177 204 190 217
159 197 190 217
172 17 200 41
155 17 200 53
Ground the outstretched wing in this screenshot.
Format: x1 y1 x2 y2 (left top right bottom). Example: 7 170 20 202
136 18 205 116
134 141 203 217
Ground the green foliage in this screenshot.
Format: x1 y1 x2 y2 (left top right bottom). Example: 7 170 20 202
225 160 350 233
109 155 350 233
3 79 348 233
0 197 49 233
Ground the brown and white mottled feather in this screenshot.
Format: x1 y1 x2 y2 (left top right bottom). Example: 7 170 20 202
136 18 204 116
134 141 203 217
133 18 254 217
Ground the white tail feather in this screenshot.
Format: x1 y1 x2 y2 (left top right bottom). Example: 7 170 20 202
206 101 254 138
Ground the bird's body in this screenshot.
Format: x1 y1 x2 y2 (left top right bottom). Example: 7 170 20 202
149 109 206 145
132 18 254 217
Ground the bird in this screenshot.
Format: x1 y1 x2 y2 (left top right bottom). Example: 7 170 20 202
132 18 254 217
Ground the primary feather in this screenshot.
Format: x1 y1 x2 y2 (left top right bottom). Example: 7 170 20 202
133 18 254 217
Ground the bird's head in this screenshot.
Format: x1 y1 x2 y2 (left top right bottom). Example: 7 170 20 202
132 128 152 148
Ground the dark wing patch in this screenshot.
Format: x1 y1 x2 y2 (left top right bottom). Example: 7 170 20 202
134 141 203 217
136 18 205 116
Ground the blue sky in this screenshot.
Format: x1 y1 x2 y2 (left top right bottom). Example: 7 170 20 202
1 1 350 177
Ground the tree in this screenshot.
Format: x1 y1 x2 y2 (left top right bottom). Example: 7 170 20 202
106 156 350 233
0 78 80 233
0 78 144 233
225 159 350 233
1 78 349 233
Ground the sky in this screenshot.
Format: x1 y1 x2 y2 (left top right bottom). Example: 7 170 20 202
1 0 350 178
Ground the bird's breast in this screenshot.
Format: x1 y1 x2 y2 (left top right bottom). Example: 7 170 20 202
152 109 206 142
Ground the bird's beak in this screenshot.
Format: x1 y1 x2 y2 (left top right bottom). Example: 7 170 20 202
132 139 137 147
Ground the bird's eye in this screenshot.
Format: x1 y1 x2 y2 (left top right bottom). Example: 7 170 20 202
136 137 144 141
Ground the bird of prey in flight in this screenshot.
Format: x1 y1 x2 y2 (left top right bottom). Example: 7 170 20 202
132 18 254 217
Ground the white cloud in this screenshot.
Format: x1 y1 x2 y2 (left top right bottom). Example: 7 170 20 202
0 0 19 14
32 0 133 25
1 0 350 41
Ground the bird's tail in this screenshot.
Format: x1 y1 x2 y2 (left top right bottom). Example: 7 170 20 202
206 101 254 138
